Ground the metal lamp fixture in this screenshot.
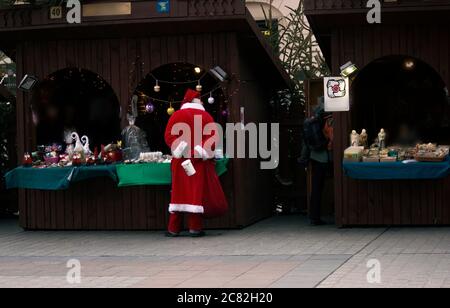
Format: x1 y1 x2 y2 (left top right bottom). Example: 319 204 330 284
0 74 8 85
210 66 228 82
340 61 358 78
18 74 38 92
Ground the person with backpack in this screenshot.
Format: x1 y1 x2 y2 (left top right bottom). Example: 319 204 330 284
299 102 333 226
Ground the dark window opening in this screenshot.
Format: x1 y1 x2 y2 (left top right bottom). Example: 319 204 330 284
31 68 121 149
351 55 450 145
132 63 227 154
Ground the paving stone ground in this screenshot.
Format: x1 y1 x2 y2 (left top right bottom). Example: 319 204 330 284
0 215 449 288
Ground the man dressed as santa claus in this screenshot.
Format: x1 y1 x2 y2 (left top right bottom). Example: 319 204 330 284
164 89 228 237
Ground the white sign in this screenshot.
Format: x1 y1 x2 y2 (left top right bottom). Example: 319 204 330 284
324 77 350 112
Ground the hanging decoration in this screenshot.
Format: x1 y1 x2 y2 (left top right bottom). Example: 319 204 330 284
154 80 161 93
167 102 175 116
208 92 215 104
145 101 155 114
196 80 203 92
131 69 243 117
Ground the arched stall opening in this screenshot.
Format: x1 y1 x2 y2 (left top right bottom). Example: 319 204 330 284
131 62 227 153
351 55 450 146
31 68 121 149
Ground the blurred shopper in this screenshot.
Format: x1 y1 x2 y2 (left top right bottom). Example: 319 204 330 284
299 103 333 225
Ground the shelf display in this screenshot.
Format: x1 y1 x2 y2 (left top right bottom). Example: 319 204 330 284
345 129 450 164
343 129 450 180
415 144 449 162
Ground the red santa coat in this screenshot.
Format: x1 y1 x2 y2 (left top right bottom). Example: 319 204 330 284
164 102 228 218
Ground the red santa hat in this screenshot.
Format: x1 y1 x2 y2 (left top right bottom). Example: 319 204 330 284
182 88 201 105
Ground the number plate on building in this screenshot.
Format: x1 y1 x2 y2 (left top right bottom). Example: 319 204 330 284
49 6 63 19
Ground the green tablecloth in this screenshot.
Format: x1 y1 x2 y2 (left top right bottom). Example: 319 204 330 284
116 158 230 187
5 165 117 190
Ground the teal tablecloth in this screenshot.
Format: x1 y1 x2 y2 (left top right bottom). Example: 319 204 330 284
5 158 230 190
5 165 117 190
343 156 450 180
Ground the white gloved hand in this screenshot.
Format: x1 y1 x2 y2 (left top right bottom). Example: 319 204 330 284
172 141 188 159
194 145 210 160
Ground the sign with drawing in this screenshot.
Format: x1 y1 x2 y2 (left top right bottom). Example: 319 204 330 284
323 77 350 112
157 0 170 13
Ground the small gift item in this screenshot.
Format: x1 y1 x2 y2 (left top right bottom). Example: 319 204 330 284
23 153 32 167
378 129 386 150
72 153 82 166
44 151 59 165
59 154 69 166
360 129 368 148
121 114 151 161
139 151 163 162
86 155 96 166
181 159 196 176
350 130 360 147
103 143 123 163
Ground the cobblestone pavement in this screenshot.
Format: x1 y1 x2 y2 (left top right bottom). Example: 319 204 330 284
0 216 449 288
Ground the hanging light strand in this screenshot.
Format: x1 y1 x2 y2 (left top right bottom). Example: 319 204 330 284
149 72 209 85
138 83 224 105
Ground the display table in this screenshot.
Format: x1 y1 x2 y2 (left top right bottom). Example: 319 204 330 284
343 156 450 180
5 158 230 190
6 158 233 230
5 165 117 190
116 158 229 187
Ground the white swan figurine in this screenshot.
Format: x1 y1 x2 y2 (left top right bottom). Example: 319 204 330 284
81 135 92 156
72 132 85 159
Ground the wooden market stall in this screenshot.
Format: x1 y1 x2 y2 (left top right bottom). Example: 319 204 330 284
0 0 290 230
0 84 17 215
305 0 450 226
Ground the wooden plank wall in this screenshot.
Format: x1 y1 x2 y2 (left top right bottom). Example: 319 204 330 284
15 32 262 230
16 33 237 151
332 24 450 226
19 174 235 230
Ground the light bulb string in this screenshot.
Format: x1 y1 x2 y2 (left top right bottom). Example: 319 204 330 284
150 72 209 85
140 83 224 105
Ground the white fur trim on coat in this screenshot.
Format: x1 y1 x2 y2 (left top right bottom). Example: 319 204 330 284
181 102 205 111
169 204 204 214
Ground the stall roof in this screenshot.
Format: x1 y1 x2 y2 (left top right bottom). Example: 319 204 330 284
0 0 291 88
304 0 450 66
